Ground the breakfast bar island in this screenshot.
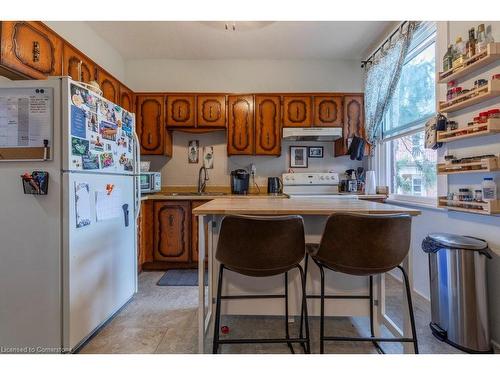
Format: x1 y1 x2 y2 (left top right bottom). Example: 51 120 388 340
193 197 421 353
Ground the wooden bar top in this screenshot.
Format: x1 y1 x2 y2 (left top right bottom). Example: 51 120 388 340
192 197 421 216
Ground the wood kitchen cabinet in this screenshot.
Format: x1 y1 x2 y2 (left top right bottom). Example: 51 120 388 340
334 95 368 156
197 95 226 128
153 201 191 263
313 96 343 127
119 84 134 112
166 95 196 128
96 68 119 103
254 95 281 156
0 21 62 79
62 43 95 83
191 200 208 263
227 95 254 155
283 96 312 127
136 94 172 156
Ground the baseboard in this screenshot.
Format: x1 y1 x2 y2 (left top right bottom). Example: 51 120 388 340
492 340 500 353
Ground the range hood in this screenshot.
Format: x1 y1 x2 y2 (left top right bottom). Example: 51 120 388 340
282 127 342 142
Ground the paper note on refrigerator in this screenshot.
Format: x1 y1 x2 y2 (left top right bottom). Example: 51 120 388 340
95 189 122 221
75 182 91 228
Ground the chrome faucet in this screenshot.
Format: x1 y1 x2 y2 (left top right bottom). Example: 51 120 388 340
198 166 208 193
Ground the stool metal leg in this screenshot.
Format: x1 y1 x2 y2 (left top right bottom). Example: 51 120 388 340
297 264 311 354
285 272 295 354
397 265 419 354
212 265 224 354
299 253 309 352
319 264 325 354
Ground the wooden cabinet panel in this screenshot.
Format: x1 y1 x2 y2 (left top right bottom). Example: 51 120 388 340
138 201 154 272
197 95 226 128
191 200 208 263
166 95 196 127
255 95 281 156
136 95 166 155
335 95 366 156
227 95 254 155
0 21 62 79
62 43 95 83
96 69 119 103
313 96 343 127
119 84 133 112
153 201 190 262
283 96 312 127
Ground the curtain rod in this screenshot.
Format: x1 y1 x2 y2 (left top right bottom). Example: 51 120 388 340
361 21 408 68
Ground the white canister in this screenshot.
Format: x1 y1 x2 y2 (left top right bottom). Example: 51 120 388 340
365 170 377 195
482 178 497 201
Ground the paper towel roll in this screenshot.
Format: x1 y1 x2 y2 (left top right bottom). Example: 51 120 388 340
365 170 376 195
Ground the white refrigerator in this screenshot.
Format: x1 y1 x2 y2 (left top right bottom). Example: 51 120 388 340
0 77 140 353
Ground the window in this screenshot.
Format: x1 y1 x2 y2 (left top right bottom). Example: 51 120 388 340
379 22 438 203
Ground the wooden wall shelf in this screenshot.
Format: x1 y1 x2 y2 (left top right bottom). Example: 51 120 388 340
437 118 500 142
438 197 500 215
438 79 500 113
438 43 500 83
437 156 499 175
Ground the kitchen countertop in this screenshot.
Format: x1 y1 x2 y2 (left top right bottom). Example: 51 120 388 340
192 197 420 216
141 192 288 201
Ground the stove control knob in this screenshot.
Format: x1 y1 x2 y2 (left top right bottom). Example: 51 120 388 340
320 176 324 180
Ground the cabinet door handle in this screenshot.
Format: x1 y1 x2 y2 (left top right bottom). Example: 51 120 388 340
168 215 174 226
78 60 83 81
32 41 40 62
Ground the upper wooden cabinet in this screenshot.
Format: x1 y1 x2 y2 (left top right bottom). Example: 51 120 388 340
283 96 312 127
166 95 196 127
153 201 191 263
0 21 62 79
227 95 254 155
313 96 343 127
197 95 226 128
119 84 134 112
335 95 366 156
136 95 166 155
96 68 119 103
255 95 281 156
62 43 95 83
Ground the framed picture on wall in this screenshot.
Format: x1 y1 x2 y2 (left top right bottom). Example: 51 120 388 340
308 146 323 158
289 146 308 168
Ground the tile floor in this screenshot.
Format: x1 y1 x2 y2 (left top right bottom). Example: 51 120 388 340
79 271 462 354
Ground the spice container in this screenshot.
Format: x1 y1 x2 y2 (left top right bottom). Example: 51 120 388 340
487 109 500 119
478 111 489 123
493 74 500 81
458 188 473 201
474 79 488 89
447 121 458 131
474 190 483 202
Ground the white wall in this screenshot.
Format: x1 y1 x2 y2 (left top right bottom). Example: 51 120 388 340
129 59 365 188
44 21 126 82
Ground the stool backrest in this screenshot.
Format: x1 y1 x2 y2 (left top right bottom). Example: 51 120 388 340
315 213 411 275
215 215 305 277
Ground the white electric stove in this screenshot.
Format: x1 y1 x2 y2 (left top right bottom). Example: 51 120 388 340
282 172 358 199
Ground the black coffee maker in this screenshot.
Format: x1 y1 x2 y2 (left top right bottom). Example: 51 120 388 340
230 169 250 194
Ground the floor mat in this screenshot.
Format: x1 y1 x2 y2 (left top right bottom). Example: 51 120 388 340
157 269 207 286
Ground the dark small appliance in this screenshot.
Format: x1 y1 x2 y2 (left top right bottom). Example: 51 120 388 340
267 177 282 194
230 169 250 194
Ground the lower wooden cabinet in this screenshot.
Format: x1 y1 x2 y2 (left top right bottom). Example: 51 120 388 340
191 201 207 263
153 201 191 263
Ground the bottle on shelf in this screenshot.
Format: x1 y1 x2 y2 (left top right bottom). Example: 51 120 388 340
466 28 476 59
452 37 466 68
476 24 487 54
482 178 497 201
443 44 453 71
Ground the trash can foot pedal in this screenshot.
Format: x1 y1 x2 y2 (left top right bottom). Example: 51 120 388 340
430 322 447 341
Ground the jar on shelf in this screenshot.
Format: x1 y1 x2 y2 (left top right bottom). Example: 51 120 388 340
458 188 473 201
492 74 500 81
473 116 481 124
487 108 500 119
474 190 483 202
478 111 489 123
474 79 488 89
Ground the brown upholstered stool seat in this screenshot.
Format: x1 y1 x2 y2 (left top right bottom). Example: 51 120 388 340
301 212 419 354
212 215 311 354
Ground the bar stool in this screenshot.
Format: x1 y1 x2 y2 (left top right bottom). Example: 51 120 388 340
212 215 310 354
301 213 418 354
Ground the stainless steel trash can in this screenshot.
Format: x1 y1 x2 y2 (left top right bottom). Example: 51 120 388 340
422 233 492 353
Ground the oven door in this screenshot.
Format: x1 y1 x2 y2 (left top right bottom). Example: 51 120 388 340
140 174 152 193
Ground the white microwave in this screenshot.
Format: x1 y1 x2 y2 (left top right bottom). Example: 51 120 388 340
140 172 161 193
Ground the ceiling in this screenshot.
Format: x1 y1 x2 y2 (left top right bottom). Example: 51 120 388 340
86 21 394 60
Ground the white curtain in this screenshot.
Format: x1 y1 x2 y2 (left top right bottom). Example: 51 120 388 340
364 21 418 145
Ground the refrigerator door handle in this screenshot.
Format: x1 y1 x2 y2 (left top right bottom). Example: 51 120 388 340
133 129 142 221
